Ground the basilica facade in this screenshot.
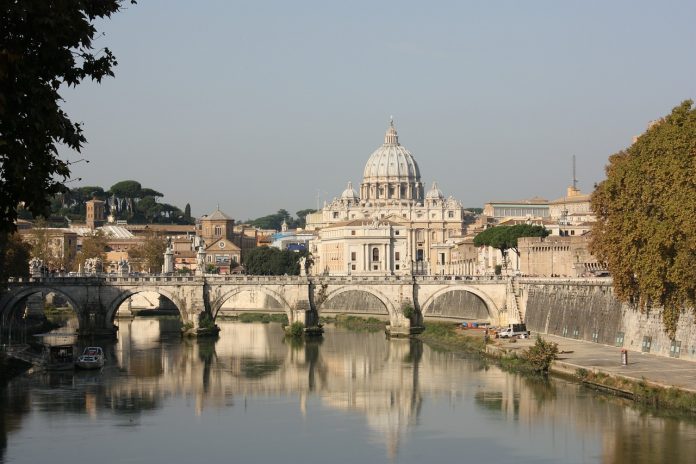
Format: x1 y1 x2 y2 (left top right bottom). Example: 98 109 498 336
306 121 473 275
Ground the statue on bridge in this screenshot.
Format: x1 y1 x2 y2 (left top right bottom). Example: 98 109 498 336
84 257 103 275
118 258 130 276
29 257 44 278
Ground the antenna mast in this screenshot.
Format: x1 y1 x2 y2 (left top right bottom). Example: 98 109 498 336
572 155 577 190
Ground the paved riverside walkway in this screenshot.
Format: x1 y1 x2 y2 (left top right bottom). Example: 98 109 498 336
494 334 696 393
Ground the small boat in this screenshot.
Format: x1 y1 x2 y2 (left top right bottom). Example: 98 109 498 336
75 346 105 370
43 344 75 371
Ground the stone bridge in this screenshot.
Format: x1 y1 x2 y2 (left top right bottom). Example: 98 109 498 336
0 274 512 338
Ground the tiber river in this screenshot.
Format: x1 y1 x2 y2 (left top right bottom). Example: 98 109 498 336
2 317 696 464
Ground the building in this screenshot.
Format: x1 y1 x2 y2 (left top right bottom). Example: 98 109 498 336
196 208 258 274
306 120 473 275
517 235 605 277
313 218 408 275
85 198 106 229
482 197 549 221
20 228 78 271
549 185 595 224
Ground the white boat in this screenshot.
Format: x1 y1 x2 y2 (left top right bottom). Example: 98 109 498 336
75 346 104 370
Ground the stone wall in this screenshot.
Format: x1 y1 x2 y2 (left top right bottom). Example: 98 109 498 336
520 279 696 361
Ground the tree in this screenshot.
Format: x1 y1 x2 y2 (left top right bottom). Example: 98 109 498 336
591 100 696 335
295 208 317 229
0 233 30 280
474 224 549 268
184 203 192 220
243 246 309 275
0 1 134 235
128 233 166 272
76 230 108 270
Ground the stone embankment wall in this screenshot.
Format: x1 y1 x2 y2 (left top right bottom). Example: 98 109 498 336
519 279 696 361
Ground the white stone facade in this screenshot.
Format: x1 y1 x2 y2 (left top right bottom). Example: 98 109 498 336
306 121 472 275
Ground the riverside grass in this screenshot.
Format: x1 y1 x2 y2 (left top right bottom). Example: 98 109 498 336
575 368 696 414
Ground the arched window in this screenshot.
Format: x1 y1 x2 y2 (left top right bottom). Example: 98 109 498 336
372 247 379 262
214 225 222 236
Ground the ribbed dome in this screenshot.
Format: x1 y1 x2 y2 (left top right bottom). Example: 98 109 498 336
341 181 359 201
426 181 444 200
362 120 421 182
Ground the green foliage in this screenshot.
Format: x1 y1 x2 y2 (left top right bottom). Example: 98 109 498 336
0 0 132 235
333 315 386 332
128 233 167 272
247 208 317 230
0 233 31 280
205 263 218 274
287 321 305 338
474 224 549 267
523 336 559 374
243 246 310 275
198 313 216 330
184 203 192 220
76 230 108 270
591 101 696 335
420 322 486 352
237 313 289 324
401 303 415 320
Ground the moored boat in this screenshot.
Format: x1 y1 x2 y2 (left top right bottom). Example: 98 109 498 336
75 346 104 370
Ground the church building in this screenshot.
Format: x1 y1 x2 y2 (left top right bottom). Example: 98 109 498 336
307 120 473 275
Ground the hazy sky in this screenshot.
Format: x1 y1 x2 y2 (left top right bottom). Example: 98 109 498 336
62 0 696 220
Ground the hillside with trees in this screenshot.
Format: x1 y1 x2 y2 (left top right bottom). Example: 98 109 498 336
19 180 194 225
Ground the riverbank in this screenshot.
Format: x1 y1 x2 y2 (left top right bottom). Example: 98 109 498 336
487 333 696 414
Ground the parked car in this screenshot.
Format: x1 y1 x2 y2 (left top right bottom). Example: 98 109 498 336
497 323 530 339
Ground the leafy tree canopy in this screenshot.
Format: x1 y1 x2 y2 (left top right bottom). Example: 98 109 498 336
109 180 143 199
591 100 696 335
243 246 310 275
0 233 30 281
0 0 134 235
247 208 316 230
474 224 549 256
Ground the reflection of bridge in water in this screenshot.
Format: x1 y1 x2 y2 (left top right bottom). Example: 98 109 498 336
1 275 511 338
6 319 693 462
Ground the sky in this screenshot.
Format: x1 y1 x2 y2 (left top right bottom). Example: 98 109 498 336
61 0 696 220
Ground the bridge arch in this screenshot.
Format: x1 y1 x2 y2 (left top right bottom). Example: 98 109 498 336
419 286 498 321
210 286 292 319
0 285 82 322
105 286 187 323
319 286 396 317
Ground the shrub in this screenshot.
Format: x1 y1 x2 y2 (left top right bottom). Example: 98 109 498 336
287 322 304 338
523 335 559 373
199 313 215 329
401 303 415 320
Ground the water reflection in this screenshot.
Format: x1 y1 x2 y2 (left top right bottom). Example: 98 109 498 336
2 319 696 463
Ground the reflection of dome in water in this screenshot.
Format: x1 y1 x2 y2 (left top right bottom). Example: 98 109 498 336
360 120 424 203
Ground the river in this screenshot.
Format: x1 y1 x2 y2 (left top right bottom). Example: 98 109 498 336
2 317 696 463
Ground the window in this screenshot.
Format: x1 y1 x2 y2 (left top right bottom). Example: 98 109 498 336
670 340 682 358
214 225 222 236
372 247 379 262
592 329 599 343
351 252 356 261
395 264 400 270
448 211 454 218
351 264 356 270
395 252 400 261
395 230 399 235
351 230 356 235
642 336 652 353
373 264 378 270
333 212 339 219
